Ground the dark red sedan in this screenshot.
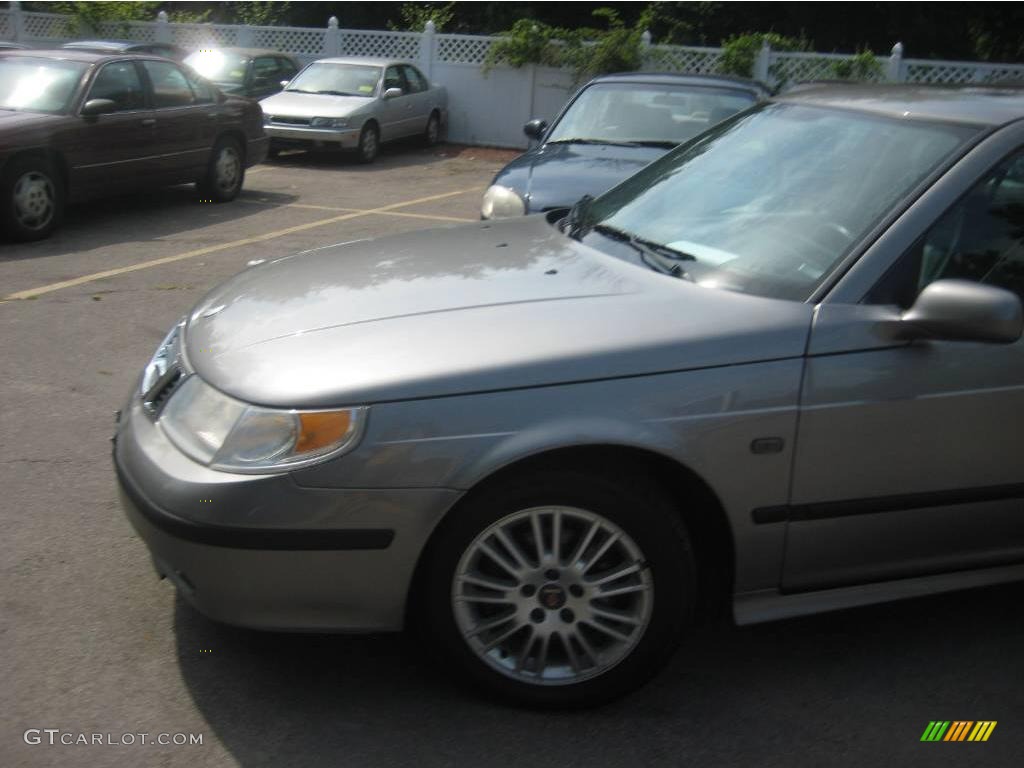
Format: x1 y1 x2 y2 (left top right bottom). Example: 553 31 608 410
0 49 268 241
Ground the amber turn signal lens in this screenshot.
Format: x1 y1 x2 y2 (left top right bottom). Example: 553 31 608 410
296 411 352 454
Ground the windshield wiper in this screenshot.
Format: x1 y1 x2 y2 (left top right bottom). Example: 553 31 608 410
312 89 360 96
591 224 695 280
546 138 641 148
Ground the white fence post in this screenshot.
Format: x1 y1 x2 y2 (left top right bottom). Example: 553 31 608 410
10 0 25 42
325 16 341 57
641 29 652 68
887 42 904 82
155 10 170 44
421 19 436 79
754 39 771 83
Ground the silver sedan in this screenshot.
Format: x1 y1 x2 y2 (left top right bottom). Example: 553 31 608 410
115 84 1024 708
259 57 447 162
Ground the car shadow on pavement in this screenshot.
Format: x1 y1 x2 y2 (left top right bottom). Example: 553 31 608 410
0 186 299 263
174 581 1024 767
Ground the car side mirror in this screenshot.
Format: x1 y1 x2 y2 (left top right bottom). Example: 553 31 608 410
523 119 547 141
279 80 290 89
883 279 1023 344
81 98 117 117
383 87 403 99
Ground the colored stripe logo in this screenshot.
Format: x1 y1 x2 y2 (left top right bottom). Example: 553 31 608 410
921 721 997 742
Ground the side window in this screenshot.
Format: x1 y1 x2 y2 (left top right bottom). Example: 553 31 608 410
383 66 405 94
141 60 195 108
277 57 298 80
86 61 145 111
252 56 279 85
182 67 214 104
402 65 427 93
867 149 1024 308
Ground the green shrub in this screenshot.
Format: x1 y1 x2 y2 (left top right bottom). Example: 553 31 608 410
832 50 885 81
719 32 807 79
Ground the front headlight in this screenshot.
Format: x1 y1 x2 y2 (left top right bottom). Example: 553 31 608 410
159 376 366 473
140 319 184 396
481 184 526 219
310 116 349 129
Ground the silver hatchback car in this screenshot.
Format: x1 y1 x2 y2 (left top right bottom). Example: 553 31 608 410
114 84 1024 707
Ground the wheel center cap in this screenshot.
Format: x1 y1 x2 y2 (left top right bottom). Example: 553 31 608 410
537 583 566 610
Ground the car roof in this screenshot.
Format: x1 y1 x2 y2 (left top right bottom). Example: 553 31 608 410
0 48 126 63
589 71 769 95
313 57 411 68
62 40 166 50
187 47 295 59
776 83 1024 127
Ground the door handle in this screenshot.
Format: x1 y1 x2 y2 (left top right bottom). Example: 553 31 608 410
140 118 156 127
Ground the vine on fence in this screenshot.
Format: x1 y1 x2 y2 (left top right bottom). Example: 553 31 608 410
719 31 807 81
484 7 651 83
831 50 885 81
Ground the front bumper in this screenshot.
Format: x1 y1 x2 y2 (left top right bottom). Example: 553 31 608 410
246 135 270 167
264 123 361 149
113 399 459 631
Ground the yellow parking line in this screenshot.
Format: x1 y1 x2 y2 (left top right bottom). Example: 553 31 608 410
238 198 474 224
2 188 479 301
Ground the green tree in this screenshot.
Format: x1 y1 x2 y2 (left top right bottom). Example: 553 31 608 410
388 2 456 32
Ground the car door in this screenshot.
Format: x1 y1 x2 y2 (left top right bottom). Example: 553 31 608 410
64 60 155 198
379 65 413 141
401 64 431 132
782 142 1024 593
138 59 215 184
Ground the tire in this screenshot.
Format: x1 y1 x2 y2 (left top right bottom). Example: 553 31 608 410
421 467 694 708
2 155 63 242
357 122 379 164
423 111 441 147
199 136 244 202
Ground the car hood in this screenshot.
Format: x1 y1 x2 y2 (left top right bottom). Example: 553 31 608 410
259 90 373 118
185 216 812 407
495 142 668 213
0 108 63 132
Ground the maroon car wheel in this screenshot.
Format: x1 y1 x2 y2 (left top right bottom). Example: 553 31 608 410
2 156 63 242
199 137 244 202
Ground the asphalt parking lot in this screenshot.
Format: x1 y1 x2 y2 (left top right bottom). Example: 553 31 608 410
2 142 1022 768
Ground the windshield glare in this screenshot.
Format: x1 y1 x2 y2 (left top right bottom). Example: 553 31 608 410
547 82 756 145
580 103 976 301
285 63 382 96
184 51 249 84
0 59 85 113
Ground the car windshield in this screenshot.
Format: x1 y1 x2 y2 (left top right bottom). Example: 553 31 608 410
184 50 249 84
0 58 85 113
285 63 382 97
546 82 758 147
575 102 978 301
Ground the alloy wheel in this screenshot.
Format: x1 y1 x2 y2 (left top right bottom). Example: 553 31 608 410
452 506 653 686
214 146 241 194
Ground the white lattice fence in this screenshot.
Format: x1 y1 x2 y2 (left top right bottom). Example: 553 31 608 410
771 51 887 84
252 26 326 55
340 30 420 60
168 23 242 50
20 11 72 41
904 58 1024 84
644 45 723 74
0 11 12 39
436 33 495 65
96 21 158 43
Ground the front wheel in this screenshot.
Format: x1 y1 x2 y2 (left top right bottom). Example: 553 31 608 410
199 136 244 202
2 156 64 241
422 468 694 707
357 123 379 164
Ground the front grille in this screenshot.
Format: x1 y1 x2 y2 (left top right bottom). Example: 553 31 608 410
143 367 183 417
270 115 312 126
